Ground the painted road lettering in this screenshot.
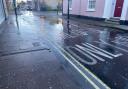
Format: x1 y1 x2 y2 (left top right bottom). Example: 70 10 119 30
65 42 123 65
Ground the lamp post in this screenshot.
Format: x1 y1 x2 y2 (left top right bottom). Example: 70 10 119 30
13 0 19 30
67 0 70 33
13 0 17 17
62 0 63 15
57 2 59 15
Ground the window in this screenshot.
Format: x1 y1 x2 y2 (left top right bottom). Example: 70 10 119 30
87 0 96 11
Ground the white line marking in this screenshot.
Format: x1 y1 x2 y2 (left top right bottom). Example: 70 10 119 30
95 40 128 53
75 45 105 62
81 44 113 59
66 47 97 65
46 37 110 89
117 36 128 40
64 32 75 38
112 41 128 47
56 44 110 89
71 31 88 36
84 43 123 57
49 43 100 89
70 24 79 27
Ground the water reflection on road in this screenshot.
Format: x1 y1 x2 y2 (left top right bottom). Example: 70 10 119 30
19 12 128 89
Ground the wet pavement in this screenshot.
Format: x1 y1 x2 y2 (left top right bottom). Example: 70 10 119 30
0 11 94 89
0 11 128 89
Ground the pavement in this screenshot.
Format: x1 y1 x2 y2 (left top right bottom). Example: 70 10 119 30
63 16 128 31
0 11 128 89
0 13 79 89
0 11 96 89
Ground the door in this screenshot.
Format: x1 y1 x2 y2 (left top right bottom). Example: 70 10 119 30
114 0 124 17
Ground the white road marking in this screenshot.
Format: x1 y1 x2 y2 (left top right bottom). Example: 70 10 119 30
84 43 123 57
46 37 110 89
75 45 105 62
47 42 100 89
116 36 128 40
64 32 75 38
112 41 128 48
66 47 97 65
56 45 108 89
81 44 113 59
71 31 88 36
95 40 128 53
70 24 79 27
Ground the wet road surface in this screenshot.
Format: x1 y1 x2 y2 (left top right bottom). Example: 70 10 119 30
0 12 94 89
0 11 128 89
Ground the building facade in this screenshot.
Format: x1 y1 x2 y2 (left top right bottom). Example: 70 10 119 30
0 0 8 25
63 0 128 25
32 0 62 11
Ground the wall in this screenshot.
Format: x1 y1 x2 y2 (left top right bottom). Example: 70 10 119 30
33 0 62 10
70 0 81 15
80 0 106 18
103 0 116 19
120 0 128 21
3 0 8 18
44 0 59 9
63 0 68 13
63 0 106 18
126 8 128 20
43 0 62 9
0 0 5 25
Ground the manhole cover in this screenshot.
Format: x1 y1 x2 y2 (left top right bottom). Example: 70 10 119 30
32 42 41 47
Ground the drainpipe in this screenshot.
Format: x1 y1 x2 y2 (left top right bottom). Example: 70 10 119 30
13 0 17 18
57 2 59 15
67 0 70 21
62 0 63 15
67 0 71 33
79 0 81 18
37 0 40 11
77 0 81 30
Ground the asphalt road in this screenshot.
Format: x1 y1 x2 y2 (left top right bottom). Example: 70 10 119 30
0 11 128 89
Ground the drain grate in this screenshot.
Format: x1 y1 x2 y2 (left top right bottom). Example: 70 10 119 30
32 42 41 47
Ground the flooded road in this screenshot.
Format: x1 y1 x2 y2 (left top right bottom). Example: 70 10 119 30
0 11 128 89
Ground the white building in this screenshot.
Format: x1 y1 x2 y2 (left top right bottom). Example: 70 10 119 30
32 0 62 11
0 0 8 26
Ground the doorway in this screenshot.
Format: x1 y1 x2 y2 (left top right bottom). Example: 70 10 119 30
114 0 124 17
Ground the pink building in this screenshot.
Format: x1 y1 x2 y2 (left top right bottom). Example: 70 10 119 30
63 0 128 25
